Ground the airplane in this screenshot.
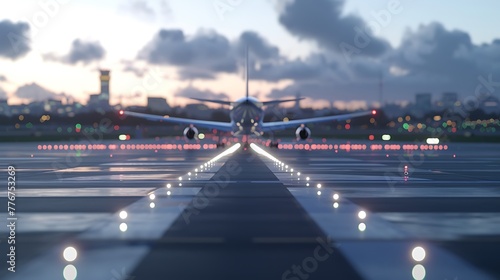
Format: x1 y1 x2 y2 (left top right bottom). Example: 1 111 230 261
119 49 376 146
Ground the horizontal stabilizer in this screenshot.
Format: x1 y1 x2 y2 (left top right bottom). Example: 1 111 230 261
262 98 305 106
189 97 232 106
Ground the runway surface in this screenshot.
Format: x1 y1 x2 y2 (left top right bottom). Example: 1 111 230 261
1 139 499 279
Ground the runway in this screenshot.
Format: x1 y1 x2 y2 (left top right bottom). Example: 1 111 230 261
1 139 499 279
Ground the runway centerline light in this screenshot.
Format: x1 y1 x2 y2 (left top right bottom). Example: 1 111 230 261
358 210 367 220
358 223 366 232
63 247 77 262
149 193 156 200
333 193 339 200
119 222 128 232
166 183 171 188
333 202 339 208
119 210 128 219
412 246 426 262
412 264 426 280
306 177 310 181
317 184 322 189
63 264 78 280
149 202 155 208
317 191 322 196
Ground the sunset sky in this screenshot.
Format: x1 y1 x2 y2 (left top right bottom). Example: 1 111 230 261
1 0 500 109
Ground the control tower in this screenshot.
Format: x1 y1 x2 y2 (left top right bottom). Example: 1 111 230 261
99 69 110 106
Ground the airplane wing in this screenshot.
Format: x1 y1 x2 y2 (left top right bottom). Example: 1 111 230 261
262 98 305 106
121 111 233 131
189 98 232 106
261 110 375 132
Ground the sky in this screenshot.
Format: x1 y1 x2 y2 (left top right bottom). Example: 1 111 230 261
1 0 500 109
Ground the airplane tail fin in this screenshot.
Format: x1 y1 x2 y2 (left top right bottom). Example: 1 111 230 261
245 45 249 100
262 98 305 106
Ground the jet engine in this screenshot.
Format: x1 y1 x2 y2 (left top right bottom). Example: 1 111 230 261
295 125 311 140
183 126 199 140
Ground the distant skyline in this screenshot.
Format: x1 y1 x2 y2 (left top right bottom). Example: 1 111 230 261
1 0 500 109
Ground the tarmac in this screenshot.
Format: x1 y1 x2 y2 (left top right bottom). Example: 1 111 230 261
0 139 499 279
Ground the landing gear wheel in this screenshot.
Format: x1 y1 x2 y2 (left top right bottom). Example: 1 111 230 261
216 142 226 148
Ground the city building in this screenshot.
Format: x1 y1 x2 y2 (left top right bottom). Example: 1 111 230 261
412 93 432 117
0 99 9 116
480 95 500 114
185 103 211 119
147 97 171 113
441 92 458 109
416 93 432 109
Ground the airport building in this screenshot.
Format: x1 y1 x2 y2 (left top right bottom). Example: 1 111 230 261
88 69 111 111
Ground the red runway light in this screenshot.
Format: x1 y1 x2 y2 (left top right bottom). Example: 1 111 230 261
372 110 377 115
119 110 124 115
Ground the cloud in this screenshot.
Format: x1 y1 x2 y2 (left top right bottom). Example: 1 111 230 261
45 39 105 65
138 21 500 107
139 28 328 81
14 82 62 102
237 31 280 61
122 0 173 21
386 22 500 93
122 60 147 77
175 86 230 101
130 0 155 17
278 0 390 57
139 29 237 79
268 22 500 104
0 20 30 59
251 53 331 81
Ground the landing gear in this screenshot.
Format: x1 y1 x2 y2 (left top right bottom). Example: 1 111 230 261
215 131 225 148
268 132 279 148
216 142 226 148
243 142 250 150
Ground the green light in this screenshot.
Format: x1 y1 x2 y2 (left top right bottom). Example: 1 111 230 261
403 123 409 130
442 122 447 128
26 122 33 129
57 127 62 133
75 124 82 129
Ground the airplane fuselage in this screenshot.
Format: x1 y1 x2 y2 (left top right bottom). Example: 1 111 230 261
230 97 265 136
